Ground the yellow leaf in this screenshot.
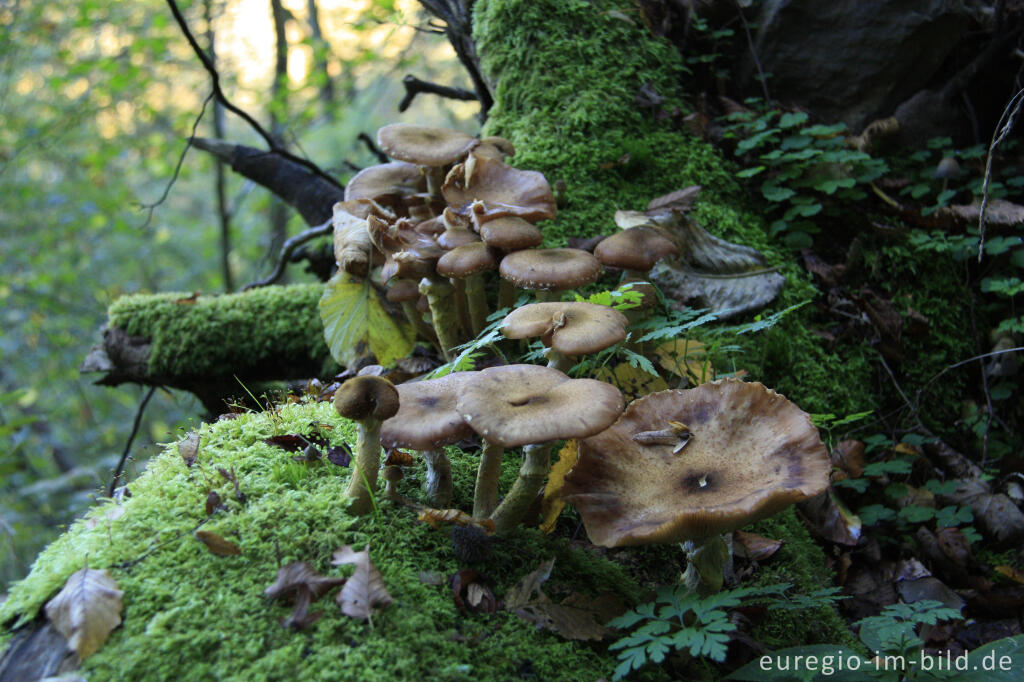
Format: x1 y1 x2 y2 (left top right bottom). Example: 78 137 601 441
319 272 416 368
653 338 713 384
416 507 495 534
995 565 1024 585
594 362 669 401
540 440 579 534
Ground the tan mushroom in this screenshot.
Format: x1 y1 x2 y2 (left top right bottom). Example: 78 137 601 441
501 301 628 372
456 365 624 532
344 161 426 214
594 225 679 278
377 123 479 195
437 242 499 336
499 247 603 303
442 152 556 225
380 372 479 508
562 379 831 594
334 376 401 515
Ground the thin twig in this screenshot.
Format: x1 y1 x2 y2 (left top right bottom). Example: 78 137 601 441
138 92 214 231
108 385 157 496
735 0 770 102
114 516 212 571
243 218 333 290
398 74 478 112
977 86 1024 261
357 132 388 164
164 0 343 191
915 346 1024 412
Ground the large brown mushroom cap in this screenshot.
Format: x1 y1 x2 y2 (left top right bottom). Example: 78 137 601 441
562 379 831 547
377 124 478 167
478 216 543 250
344 162 426 203
441 153 556 224
499 248 602 291
334 375 400 421
437 242 498 278
501 302 628 356
380 372 478 450
594 225 679 271
455 365 624 448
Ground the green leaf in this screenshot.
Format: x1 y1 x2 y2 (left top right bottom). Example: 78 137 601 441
737 166 766 178
762 183 797 202
778 112 809 128
319 272 416 368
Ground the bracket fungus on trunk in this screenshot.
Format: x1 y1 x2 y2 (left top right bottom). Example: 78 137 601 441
562 379 830 593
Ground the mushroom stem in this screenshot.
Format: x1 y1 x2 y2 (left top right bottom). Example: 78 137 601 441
545 348 574 373
490 442 551 534
420 449 453 508
399 300 440 350
345 418 384 515
451 278 472 342
464 272 490 336
534 290 560 303
472 440 505 518
423 165 446 197
681 534 731 596
419 277 462 362
498 278 516 311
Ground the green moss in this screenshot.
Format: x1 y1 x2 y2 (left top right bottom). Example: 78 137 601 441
108 284 335 380
1 402 645 681
748 509 860 651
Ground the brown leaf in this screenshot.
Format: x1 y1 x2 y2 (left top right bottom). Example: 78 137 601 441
831 440 865 479
44 568 124 660
332 545 392 621
417 508 495 534
936 527 972 569
265 561 345 602
505 559 610 641
540 440 578 534
646 186 701 213
451 569 496 615
195 530 241 556
798 490 862 546
204 490 222 516
175 291 200 304
280 590 322 630
326 445 352 467
733 530 783 561
384 448 415 467
178 431 200 468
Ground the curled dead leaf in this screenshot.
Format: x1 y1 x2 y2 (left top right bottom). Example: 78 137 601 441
417 508 495 534
44 568 123 660
178 431 200 468
195 530 241 556
539 440 579 534
332 545 393 621
733 530 783 561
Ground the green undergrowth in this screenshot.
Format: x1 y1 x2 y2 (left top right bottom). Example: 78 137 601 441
0 401 652 681
108 284 335 380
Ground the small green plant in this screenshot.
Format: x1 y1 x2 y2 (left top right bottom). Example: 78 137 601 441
607 583 843 680
721 102 888 247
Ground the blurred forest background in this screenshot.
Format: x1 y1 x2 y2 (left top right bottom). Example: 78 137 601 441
0 0 474 586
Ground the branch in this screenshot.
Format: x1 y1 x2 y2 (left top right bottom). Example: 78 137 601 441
164 0 344 192
416 0 493 116
243 219 333 290
357 132 389 164
398 74 478 112
108 386 157 496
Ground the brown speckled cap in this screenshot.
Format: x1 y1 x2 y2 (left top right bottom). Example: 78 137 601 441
499 248 602 291
437 242 499 279
501 302 628 356
334 375 400 422
344 161 425 203
380 372 479 450
478 216 543 251
455 364 624 448
442 153 556 224
562 379 832 547
594 225 679 271
377 124 478 167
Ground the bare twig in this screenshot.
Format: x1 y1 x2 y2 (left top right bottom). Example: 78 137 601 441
398 74 478 112
108 385 157 497
357 132 389 164
915 346 1024 413
416 0 493 116
977 85 1024 260
164 0 343 191
735 0 770 102
243 218 333 290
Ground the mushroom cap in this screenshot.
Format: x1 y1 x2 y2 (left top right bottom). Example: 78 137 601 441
334 375 400 421
455 365 624 448
594 225 679 271
377 124 478 167
478 215 543 251
562 379 831 547
437 242 498 278
499 248 603 291
386 278 420 303
380 372 478 450
344 162 426 203
442 153 556 224
935 156 961 179
501 302 628 356
437 226 481 250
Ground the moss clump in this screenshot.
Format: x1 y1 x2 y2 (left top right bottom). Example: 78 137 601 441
0 402 646 681
108 284 335 381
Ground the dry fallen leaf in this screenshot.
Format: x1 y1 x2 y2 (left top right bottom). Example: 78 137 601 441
195 530 241 556
332 545 392 621
733 530 783 561
384 448 415 467
451 569 497 615
44 568 124 659
798 490 862 546
652 338 713 384
995 565 1024 585
540 440 579 534
505 559 610 641
178 431 200 468
417 508 495 534
593 362 669 402
265 561 345 630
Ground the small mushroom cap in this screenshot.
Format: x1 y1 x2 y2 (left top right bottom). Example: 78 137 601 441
501 302 628 356
499 248 603 291
382 465 405 483
437 226 481 250
334 375 400 421
594 225 679 271
377 124 478 167
344 162 426 203
380 372 479 450
935 156 961 179
437 242 499 278
456 365 624 448
478 216 544 250
386 278 420 303
562 379 832 547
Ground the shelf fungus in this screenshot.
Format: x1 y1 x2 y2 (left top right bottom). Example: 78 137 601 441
562 379 830 594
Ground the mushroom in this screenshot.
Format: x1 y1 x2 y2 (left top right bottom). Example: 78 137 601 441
381 465 405 504
386 278 437 349
562 379 831 594
935 156 960 194
380 372 479 508
377 123 478 196
456 365 624 532
437 242 499 336
334 375 401 515
500 301 629 372
594 225 679 281
344 161 426 215
499 248 603 303
441 152 557 225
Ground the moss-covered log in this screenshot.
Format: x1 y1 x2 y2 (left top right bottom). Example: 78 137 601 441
81 285 336 411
